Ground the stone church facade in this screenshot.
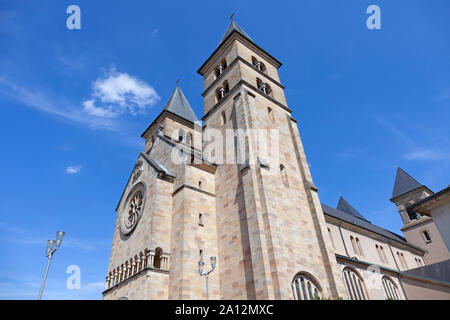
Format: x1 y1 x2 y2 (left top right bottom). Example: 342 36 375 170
103 20 450 300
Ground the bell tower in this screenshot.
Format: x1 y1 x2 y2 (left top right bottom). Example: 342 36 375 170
198 19 347 299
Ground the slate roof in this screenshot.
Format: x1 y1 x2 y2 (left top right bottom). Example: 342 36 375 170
337 196 370 222
163 85 199 124
391 167 424 199
321 203 423 250
219 20 252 46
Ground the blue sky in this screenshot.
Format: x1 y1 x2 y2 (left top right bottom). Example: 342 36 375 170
0 0 449 299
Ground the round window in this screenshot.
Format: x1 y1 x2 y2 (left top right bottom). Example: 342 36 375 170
120 184 146 235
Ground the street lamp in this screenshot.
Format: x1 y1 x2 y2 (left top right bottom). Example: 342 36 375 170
198 256 216 300
38 231 65 300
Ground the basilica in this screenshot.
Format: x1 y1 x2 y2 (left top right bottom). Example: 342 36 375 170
103 20 450 300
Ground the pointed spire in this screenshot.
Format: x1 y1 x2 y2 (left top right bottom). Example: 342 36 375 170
218 17 252 46
391 167 424 199
337 197 369 222
163 84 198 124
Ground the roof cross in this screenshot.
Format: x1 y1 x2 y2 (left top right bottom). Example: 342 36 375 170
230 13 235 21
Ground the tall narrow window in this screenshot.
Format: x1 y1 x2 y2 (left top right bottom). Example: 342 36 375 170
292 273 322 300
380 246 388 264
199 249 203 262
280 164 289 186
199 213 204 227
328 228 336 249
376 244 383 262
382 276 401 300
356 238 364 257
221 111 226 126
154 247 162 269
343 268 368 300
268 107 275 122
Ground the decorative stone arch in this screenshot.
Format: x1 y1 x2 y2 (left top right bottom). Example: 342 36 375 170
382 275 401 300
120 182 147 236
291 271 323 300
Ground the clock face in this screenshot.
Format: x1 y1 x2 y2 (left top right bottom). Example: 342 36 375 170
120 184 146 236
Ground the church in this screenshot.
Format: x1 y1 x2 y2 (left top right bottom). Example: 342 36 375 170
102 19 450 300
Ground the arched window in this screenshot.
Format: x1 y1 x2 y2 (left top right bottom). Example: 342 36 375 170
356 238 364 257
215 59 227 78
154 247 163 269
252 56 258 67
380 246 388 264
178 128 185 142
256 78 264 91
223 80 230 94
267 107 275 122
280 164 289 186
221 111 226 126
215 81 229 102
350 236 363 256
198 180 202 189
343 267 368 300
382 276 400 300
397 252 408 269
376 245 383 262
328 227 336 249
251 56 266 72
292 272 322 300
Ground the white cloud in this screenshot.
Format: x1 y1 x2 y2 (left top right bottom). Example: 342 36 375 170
404 149 450 161
0 76 117 130
375 116 450 162
88 67 160 116
0 67 160 129
66 165 81 174
82 100 117 118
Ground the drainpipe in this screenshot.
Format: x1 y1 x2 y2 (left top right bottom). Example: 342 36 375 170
338 221 349 257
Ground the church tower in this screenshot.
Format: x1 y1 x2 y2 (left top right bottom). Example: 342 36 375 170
390 168 448 264
197 19 346 299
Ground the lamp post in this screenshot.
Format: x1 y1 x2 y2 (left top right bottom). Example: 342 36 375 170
38 231 65 300
198 256 216 300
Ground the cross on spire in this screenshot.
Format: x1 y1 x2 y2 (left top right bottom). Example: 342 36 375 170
176 78 180 87
230 13 235 21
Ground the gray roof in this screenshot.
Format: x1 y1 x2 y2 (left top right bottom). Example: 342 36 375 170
321 203 415 247
337 196 370 222
391 167 424 199
163 85 199 124
219 20 252 46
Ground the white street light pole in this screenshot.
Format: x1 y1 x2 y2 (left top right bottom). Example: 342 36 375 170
38 231 65 300
198 256 216 300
